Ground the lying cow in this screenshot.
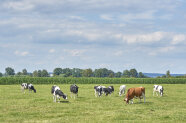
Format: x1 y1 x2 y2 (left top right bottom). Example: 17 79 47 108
153 85 164 96
124 87 145 104
70 84 79 99
119 85 126 96
94 85 105 97
21 83 36 93
51 85 67 103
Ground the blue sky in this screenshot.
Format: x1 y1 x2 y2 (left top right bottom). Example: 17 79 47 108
1 0 186 74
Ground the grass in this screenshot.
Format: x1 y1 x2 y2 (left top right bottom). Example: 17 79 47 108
0 84 186 123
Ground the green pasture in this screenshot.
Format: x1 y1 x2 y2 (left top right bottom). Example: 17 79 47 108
0 84 186 123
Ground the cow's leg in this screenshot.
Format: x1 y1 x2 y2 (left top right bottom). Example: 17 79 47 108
142 92 145 103
156 91 158 96
95 90 97 97
153 90 154 96
71 92 72 98
131 99 133 104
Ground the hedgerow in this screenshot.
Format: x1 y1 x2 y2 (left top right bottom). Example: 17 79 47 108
0 77 185 85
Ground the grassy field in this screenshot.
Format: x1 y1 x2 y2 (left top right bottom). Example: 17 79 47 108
0 84 186 123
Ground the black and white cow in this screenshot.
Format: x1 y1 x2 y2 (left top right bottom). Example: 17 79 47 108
102 86 114 96
51 85 67 103
153 85 164 96
70 84 79 99
94 85 104 97
21 83 36 93
119 85 126 96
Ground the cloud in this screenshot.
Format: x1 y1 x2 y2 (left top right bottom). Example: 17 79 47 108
64 49 85 56
100 14 113 20
14 51 29 56
49 49 55 53
148 46 175 56
121 31 167 44
171 34 186 45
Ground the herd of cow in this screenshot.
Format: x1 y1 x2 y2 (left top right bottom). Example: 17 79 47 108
20 83 164 104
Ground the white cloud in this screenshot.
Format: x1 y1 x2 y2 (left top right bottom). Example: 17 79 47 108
113 51 123 56
171 34 186 45
49 49 55 53
64 49 85 56
121 31 167 44
14 51 29 56
148 46 175 56
3 1 34 11
100 14 113 20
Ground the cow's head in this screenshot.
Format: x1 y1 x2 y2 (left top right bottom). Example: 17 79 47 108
124 97 129 104
62 94 68 100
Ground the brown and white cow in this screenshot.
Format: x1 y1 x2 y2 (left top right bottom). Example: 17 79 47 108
124 87 145 104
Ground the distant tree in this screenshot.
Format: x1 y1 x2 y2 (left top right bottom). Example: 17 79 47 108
108 70 115 78
41 69 49 77
62 68 72 77
123 70 130 77
138 72 145 78
5 67 15 76
130 69 138 78
0 72 3 77
94 69 102 77
82 68 93 77
115 72 122 78
37 70 42 77
53 68 63 76
72 68 82 77
22 69 28 75
166 70 171 78
33 70 38 77
16 72 22 76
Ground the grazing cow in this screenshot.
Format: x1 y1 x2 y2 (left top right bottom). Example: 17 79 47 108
102 86 114 96
21 83 36 93
153 85 164 96
70 84 79 99
124 87 145 104
51 85 67 103
119 85 126 96
94 85 103 97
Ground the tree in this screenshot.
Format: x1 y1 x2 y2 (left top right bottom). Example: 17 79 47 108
5 67 15 76
33 70 38 77
82 68 93 77
22 69 28 75
41 69 49 77
72 68 82 77
108 70 115 78
53 68 63 76
115 72 122 78
0 72 3 77
123 70 130 77
138 72 145 78
37 70 42 77
166 70 171 78
62 68 72 77
16 72 22 76
130 69 138 78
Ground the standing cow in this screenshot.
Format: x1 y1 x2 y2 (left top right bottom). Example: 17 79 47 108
70 84 79 99
153 85 164 96
94 85 104 97
119 85 126 96
21 83 36 93
51 85 67 103
102 86 114 96
124 87 145 104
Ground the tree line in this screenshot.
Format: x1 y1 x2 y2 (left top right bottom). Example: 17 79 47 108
0 67 148 78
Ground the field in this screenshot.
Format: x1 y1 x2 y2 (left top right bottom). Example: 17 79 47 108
0 84 186 123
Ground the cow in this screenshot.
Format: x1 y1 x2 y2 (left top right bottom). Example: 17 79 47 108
124 87 145 104
119 85 126 96
102 86 114 96
94 85 104 97
153 85 164 96
70 84 79 99
51 85 67 103
21 83 36 93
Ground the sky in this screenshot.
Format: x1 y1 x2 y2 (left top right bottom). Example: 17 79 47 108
0 0 186 74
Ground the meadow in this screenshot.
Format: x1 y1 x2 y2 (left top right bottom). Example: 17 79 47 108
0 84 186 123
